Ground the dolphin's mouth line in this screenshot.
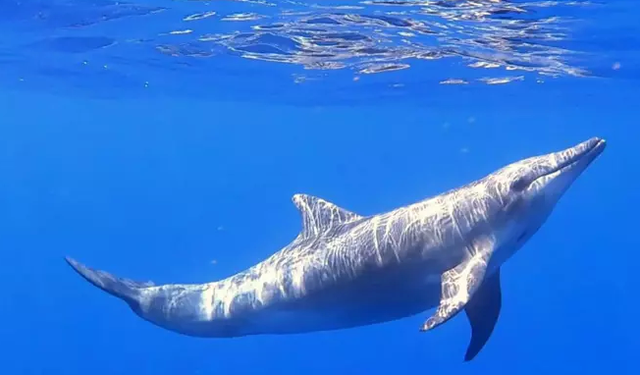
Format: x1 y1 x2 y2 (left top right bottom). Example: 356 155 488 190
531 138 606 184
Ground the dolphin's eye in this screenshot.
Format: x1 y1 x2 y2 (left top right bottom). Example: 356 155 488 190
510 177 528 192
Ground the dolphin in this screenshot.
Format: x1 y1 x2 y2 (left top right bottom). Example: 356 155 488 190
66 137 605 361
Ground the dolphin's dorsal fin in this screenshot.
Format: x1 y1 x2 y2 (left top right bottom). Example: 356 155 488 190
292 193 362 239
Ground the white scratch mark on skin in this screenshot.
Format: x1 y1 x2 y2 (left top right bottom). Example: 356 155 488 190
449 196 464 241
371 215 383 265
201 285 214 320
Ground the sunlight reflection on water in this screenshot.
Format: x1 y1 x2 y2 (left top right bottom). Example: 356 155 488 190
163 0 592 81
0 0 605 99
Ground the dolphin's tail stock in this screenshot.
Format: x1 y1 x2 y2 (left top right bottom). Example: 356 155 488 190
64 256 154 307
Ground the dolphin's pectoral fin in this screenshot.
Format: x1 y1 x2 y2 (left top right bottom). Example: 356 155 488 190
420 236 495 334
463 268 502 362
292 193 363 239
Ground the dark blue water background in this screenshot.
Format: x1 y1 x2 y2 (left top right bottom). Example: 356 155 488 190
0 1 637 374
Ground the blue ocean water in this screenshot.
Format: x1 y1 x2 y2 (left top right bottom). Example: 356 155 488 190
0 0 637 374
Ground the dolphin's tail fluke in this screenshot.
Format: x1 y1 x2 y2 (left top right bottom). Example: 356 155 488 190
64 256 154 306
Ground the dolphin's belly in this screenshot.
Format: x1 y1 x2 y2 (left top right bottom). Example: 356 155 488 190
176 237 464 337
241 265 443 335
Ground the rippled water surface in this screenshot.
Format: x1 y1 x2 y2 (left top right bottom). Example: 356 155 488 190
0 0 637 102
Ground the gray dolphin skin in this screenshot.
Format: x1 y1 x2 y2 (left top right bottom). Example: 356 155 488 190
66 137 605 361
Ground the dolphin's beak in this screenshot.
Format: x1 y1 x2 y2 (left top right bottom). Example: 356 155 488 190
552 137 605 172
528 137 606 195
538 137 606 180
